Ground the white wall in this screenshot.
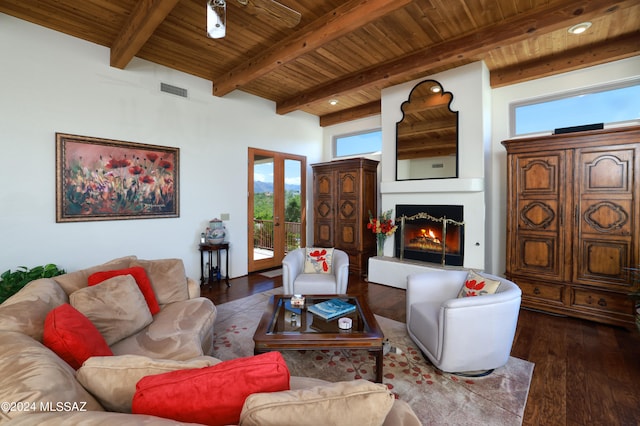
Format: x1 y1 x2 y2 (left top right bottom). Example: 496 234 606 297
0 14 323 279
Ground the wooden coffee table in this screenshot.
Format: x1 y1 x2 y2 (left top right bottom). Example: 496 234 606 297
253 294 385 383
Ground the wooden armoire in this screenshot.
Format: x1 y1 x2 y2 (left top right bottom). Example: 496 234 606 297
502 126 639 329
312 158 379 277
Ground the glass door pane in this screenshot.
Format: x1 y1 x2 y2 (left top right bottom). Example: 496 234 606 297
253 154 275 262
284 159 302 253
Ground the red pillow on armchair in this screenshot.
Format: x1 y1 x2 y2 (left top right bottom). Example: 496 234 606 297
132 351 290 426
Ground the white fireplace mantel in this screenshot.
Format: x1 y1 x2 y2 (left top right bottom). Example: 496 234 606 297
381 178 484 194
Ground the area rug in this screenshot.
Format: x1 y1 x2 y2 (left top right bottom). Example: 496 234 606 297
258 268 283 278
212 290 534 425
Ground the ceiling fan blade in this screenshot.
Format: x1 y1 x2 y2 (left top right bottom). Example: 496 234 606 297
239 0 301 28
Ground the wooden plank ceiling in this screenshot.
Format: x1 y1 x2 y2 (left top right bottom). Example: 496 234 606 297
2 0 638 127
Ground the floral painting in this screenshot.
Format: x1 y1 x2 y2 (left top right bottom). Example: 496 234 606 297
56 133 179 222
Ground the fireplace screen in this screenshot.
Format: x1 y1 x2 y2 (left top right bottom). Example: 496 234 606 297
395 204 464 266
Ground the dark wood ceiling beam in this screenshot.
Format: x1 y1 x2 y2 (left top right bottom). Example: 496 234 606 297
110 0 180 69
319 101 381 127
212 0 414 97
277 0 632 115
491 32 640 87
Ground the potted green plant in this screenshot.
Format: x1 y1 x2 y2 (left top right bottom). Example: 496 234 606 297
628 265 640 332
0 264 65 304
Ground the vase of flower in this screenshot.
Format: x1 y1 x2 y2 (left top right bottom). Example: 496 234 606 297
368 209 398 258
376 233 386 257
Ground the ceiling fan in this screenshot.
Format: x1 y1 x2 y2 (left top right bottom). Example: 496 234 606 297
207 0 301 39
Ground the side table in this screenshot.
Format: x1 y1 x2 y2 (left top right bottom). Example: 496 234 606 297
199 242 230 288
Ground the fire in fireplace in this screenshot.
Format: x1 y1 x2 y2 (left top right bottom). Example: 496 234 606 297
394 204 464 266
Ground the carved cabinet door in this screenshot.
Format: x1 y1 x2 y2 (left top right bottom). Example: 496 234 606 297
313 168 334 247
509 150 570 282
573 146 638 288
335 169 360 251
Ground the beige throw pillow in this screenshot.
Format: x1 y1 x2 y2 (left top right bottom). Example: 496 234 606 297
457 270 502 298
76 355 220 412
0 278 68 341
131 258 189 304
52 255 136 295
239 380 394 426
303 248 334 274
70 275 152 345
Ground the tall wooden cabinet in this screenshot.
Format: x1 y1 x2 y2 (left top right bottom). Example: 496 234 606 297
502 126 639 329
312 158 379 277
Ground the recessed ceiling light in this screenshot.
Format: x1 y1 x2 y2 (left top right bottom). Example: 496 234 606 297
568 22 592 35
329 99 338 105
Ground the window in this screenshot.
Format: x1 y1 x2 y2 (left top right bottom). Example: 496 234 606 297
334 130 382 157
512 80 640 136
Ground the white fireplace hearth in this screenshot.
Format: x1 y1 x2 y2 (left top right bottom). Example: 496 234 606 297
368 256 465 289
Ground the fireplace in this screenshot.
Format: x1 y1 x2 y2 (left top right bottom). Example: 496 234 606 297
394 204 464 266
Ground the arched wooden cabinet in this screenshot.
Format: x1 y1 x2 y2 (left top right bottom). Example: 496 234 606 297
502 126 639 329
312 158 378 277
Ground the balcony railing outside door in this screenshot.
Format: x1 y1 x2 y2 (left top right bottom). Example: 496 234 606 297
253 219 301 259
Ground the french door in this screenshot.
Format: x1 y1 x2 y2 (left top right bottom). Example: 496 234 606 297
248 148 306 272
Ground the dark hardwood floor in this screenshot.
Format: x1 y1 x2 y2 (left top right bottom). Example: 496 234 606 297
201 272 640 426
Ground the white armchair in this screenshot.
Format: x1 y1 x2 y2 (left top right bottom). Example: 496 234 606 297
282 248 349 295
406 270 522 374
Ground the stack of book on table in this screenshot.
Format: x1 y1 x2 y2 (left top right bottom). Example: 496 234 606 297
308 298 355 321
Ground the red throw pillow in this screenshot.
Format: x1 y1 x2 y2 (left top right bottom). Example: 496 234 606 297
43 303 113 369
132 351 290 426
88 267 160 315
